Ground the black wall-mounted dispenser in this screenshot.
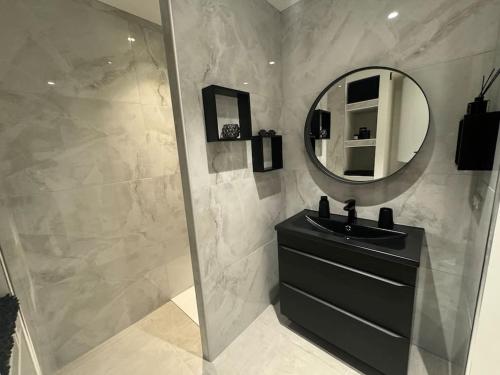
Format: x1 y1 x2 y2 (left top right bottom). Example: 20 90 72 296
455 112 500 170
455 68 500 171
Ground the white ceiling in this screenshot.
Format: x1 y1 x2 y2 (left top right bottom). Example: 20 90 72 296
99 0 162 25
99 0 300 25
265 0 302 12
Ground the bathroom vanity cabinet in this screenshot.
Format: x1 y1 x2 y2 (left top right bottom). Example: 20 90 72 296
275 210 424 375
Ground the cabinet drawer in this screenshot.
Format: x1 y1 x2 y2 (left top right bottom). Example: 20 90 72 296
277 230 418 286
279 245 415 337
281 283 410 375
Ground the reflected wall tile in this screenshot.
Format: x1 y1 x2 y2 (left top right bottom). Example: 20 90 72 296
0 91 180 195
51 286 132 367
461 181 496 316
0 90 66 181
0 202 56 374
129 21 172 106
166 254 195 298
7 0 141 102
0 1 39 75
5 193 66 235
412 267 463 360
0 1 192 370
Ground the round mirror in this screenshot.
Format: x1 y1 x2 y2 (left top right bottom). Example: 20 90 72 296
304 67 430 183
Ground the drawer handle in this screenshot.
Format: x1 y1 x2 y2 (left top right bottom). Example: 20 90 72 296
281 246 408 287
283 283 403 339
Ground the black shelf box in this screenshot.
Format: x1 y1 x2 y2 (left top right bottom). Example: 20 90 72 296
455 112 500 170
202 85 252 142
251 135 283 172
310 109 331 139
347 75 380 103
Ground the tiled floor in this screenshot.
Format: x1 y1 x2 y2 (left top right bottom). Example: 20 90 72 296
57 303 458 375
172 286 199 325
56 302 203 375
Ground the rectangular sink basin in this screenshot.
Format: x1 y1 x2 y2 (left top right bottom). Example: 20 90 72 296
305 215 407 241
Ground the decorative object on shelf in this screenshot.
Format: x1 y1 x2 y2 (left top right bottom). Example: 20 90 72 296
353 134 359 140
378 207 394 230
467 68 500 115
0 294 19 375
202 85 252 142
456 67 500 170
358 127 370 139
251 134 283 172
258 129 278 137
220 123 240 139
456 112 500 170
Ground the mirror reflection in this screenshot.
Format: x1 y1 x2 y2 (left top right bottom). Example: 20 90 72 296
306 68 429 182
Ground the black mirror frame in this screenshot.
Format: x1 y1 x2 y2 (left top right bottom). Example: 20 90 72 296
304 66 431 184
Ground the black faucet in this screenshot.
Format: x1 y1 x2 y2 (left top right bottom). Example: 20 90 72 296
344 199 357 225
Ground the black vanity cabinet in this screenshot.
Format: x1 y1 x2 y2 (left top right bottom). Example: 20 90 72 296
275 210 424 375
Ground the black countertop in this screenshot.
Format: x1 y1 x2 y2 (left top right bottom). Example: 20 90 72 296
275 210 424 267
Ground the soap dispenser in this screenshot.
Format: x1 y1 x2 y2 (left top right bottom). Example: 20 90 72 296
318 196 330 218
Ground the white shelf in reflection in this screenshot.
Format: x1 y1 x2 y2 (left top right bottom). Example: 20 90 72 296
345 98 379 113
344 138 377 148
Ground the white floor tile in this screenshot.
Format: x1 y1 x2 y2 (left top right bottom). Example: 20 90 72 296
172 286 199 325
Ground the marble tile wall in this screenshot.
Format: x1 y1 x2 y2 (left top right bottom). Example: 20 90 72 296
279 0 500 373
0 0 192 373
163 0 500 367
163 0 284 360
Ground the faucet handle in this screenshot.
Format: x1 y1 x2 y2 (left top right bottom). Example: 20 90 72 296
344 199 356 210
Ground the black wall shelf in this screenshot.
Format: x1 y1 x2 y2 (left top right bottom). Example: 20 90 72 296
202 85 252 142
455 112 500 170
251 135 283 172
310 109 331 139
347 75 380 104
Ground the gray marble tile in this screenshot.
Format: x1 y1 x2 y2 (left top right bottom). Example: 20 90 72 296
0 92 181 196
2 0 141 102
165 254 195 298
202 240 279 359
412 267 464 360
56 302 205 375
191 176 283 280
0 1 193 372
281 0 500 98
171 0 281 100
129 21 172 107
